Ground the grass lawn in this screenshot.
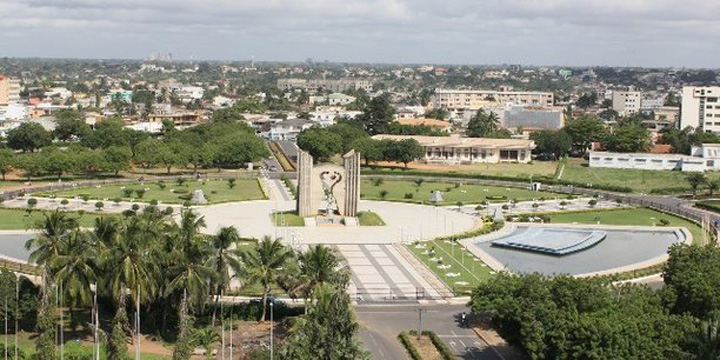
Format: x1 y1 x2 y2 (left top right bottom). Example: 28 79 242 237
0 208 118 230
545 207 704 243
407 239 494 295
357 211 385 226
40 179 265 205
361 179 567 205
271 211 305 226
371 160 558 179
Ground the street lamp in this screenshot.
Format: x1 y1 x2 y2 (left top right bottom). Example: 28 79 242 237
269 300 274 360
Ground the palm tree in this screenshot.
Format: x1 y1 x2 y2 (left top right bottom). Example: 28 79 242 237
193 327 220 360
241 236 292 321
697 312 720 360
207 226 243 325
55 230 98 334
178 209 206 248
293 245 349 300
26 210 79 274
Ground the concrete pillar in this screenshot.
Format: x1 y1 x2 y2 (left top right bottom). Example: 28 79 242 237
343 150 360 217
296 150 314 217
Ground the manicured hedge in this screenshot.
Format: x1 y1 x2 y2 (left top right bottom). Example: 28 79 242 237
696 200 720 213
435 220 504 241
407 330 457 360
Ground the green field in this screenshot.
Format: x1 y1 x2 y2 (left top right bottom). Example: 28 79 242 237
361 179 566 204
545 207 703 243
271 211 305 226
408 239 494 294
0 208 118 230
40 179 265 205
357 211 385 226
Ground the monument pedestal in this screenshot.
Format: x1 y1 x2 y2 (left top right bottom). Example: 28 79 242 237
344 217 359 227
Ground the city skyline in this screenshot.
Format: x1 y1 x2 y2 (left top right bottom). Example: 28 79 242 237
1 0 719 68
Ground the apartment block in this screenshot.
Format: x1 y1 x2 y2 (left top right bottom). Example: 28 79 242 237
681 86 720 133
277 78 374 92
611 90 642 116
0 75 21 106
431 89 554 112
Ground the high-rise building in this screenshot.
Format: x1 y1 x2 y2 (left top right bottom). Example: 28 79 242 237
0 75 21 106
680 86 720 133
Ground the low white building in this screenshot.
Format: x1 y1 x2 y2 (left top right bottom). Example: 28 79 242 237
310 110 362 127
589 144 720 172
269 119 314 141
372 134 535 164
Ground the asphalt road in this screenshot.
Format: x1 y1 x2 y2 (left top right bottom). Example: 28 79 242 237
357 304 504 360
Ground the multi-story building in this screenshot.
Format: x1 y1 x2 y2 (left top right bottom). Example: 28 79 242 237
372 134 535 164
611 89 642 116
277 78 374 92
589 144 720 172
431 89 554 114
269 119 314 141
681 86 720 133
501 105 564 131
0 75 21 106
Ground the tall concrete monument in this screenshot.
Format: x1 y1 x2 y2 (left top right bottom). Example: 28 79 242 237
296 149 360 220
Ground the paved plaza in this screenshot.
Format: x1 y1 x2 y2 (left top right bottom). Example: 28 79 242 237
340 244 442 302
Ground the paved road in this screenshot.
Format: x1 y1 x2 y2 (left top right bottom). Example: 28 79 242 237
276 140 299 163
357 304 504 360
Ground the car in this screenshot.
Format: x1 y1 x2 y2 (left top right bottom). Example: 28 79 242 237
270 166 278 172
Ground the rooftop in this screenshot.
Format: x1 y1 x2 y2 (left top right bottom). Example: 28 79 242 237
372 134 535 149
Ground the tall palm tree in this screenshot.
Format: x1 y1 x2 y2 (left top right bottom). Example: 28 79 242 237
241 236 292 321
55 230 98 334
178 209 206 248
206 226 243 325
26 210 79 275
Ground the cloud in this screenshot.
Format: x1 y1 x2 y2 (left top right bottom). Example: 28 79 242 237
0 0 718 67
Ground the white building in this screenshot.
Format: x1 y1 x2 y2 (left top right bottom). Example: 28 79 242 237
45 87 73 99
310 110 362 127
372 134 535 164
176 86 204 102
589 144 720 172
432 89 554 112
269 119 315 141
681 86 720 133
611 90 642 116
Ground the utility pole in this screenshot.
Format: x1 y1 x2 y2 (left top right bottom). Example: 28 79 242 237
414 306 427 338
15 277 18 360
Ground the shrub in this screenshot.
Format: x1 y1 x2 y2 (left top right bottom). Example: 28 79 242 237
131 204 140 211
183 200 191 208
211 190 217 194
113 197 122 205
486 195 507 201
17 190 25 197
379 190 389 199
122 188 134 197
178 194 192 201
157 181 167 190
0 196 4 204
372 178 384 186
397 332 422 360
588 199 598 208
227 178 237 189
81 194 90 203
122 209 135 217
502 204 509 210
149 199 159 206
559 201 568 208
27 198 37 208
659 218 670 226
176 178 187 187
532 203 540 209
135 189 146 199
172 188 189 194
404 193 414 199
456 201 463 207
414 179 424 187
164 207 174 215
475 205 485 211
61 199 69 206
95 201 104 211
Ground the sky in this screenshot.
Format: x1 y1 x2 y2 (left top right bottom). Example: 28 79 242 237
1 0 719 68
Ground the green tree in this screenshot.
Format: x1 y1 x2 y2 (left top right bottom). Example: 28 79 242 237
384 139 424 167
212 133 269 169
7 122 52 152
0 148 13 180
686 172 707 199
53 109 91 141
601 124 652 152
349 138 382 165
291 245 350 301
296 128 342 163
530 130 573 159
42 148 77 180
103 146 132 176
278 284 370 360
206 226 243 324
355 94 395 135
466 109 500 138
81 117 129 149
13 152 44 180
664 244 720 319
563 115 606 154
241 236 291 321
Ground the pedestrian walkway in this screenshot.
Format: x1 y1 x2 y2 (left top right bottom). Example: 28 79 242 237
338 244 442 303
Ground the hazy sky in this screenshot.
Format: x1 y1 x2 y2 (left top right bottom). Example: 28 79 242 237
1 0 719 67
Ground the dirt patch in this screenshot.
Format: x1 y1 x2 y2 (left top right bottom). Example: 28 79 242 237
407 335 444 360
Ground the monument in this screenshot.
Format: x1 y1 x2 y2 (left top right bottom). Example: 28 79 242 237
296 149 360 223
191 189 208 204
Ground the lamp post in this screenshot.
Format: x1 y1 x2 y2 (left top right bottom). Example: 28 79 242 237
414 306 427 338
269 300 274 360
